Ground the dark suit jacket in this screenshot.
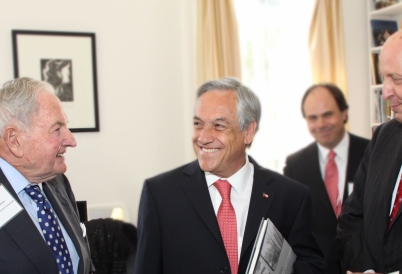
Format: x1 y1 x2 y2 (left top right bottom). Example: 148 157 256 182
337 120 402 273
283 133 369 274
134 157 325 274
0 169 93 274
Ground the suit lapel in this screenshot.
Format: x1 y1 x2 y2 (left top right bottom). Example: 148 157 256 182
181 161 225 251
0 169 58 274
240 161 275 260
386 123 402 230
363 121 402 236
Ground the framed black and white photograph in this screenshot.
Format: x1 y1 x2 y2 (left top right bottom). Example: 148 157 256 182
12 30 99 132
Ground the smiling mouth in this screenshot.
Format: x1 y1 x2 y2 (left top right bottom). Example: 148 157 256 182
391 104 400 112
316 127 333 134
201 147 219 153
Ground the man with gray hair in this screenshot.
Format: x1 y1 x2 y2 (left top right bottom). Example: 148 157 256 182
0 78 93 273
134 77 325 274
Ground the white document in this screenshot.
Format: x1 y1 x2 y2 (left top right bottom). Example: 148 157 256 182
0 184 23 228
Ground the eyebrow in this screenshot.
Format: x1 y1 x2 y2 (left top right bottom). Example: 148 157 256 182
53 121 66 127
306 111 334 118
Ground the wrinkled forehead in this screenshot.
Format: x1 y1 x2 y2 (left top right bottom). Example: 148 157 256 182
34 91 66 119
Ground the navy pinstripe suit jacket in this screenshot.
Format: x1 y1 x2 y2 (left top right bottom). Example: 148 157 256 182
337 120 402 273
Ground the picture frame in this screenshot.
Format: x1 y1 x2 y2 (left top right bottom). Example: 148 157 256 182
12 30 100 132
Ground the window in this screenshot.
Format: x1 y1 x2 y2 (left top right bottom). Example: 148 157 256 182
234 0 315 172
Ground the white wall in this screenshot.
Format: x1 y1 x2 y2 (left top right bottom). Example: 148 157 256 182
0 0 370 225
342 0 371 138
0 0 197 225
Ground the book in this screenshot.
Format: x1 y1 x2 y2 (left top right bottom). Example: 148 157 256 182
373 88 382 124
373 88 392 124
371 19 398 47
370 53 382 85
246 218 296 274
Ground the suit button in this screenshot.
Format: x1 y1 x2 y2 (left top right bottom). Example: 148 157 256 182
220 266 228 273
386 267 392 273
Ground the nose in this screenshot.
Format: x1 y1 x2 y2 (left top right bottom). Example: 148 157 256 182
61 128 77 147
196 127 214 144
316 116 326 128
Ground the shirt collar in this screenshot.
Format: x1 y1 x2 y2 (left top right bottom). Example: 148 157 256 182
0 157 41 193
205 154 252 195
317 132 349 161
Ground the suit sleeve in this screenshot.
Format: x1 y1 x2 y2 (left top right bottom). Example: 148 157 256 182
288 187 326 273
134 180 162 274
336 133 376 272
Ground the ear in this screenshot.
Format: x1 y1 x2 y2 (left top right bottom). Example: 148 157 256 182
342 109 349 124
4 126 24 158
244 120 257 145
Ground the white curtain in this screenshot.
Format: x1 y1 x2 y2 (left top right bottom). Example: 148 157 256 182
309 0 348 99
234 0 316 172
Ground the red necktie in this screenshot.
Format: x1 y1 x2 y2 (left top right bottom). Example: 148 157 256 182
325 150 341 218
214 179 238 274
389 177 402 228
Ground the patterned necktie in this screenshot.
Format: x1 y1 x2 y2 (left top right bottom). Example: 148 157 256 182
324 150 341 218
389 176 402 228
24 184 74 274
214 179 238 274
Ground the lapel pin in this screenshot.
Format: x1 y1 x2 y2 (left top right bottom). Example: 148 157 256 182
262 193 269 199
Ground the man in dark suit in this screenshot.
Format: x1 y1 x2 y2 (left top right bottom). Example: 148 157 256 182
0 78 93 274
337 29 402 274
134 77 325 274
283 83 369 274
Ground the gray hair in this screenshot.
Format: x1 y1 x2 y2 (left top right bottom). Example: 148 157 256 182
0 77 54 136
197 77 261 132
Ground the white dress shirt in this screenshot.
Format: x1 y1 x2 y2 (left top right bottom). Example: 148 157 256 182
0 157 80 273
390 165 402 215
317 132 350 204
205 155 254 261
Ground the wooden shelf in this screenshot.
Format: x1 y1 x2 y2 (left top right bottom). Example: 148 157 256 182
371 84 383 89
370 46 383 53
